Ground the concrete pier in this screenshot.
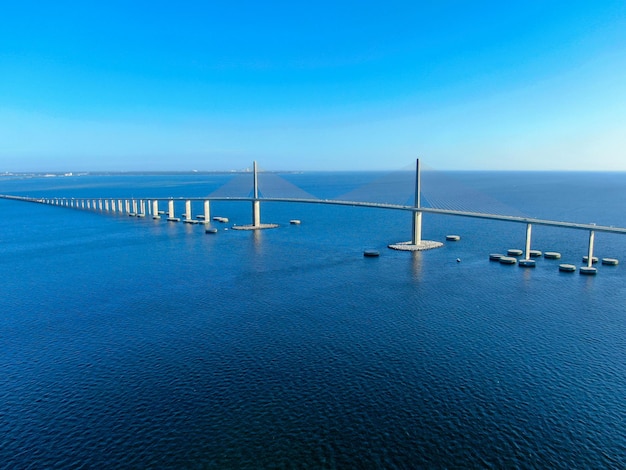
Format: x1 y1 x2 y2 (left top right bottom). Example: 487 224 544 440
132 199 138 215
167 199 179 221
105 200 110 211
581 229 597 275
184 200 193 223
524 223 532 259
139 200 146 217
203 200 211 223
152 200 160 219
587 230 595 267
125 200 130 213
517 223 537 267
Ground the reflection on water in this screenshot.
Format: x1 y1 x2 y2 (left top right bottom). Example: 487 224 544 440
410 251 424 280
253 228 263 251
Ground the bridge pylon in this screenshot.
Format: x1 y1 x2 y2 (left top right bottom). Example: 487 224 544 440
388 158 443 251
231 161 278 231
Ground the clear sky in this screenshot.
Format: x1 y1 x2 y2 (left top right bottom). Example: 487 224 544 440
1 1 626 171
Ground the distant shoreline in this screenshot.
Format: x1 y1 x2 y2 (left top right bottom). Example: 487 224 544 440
2 169 625 179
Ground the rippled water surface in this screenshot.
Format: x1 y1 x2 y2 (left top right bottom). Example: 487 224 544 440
1 172 625 468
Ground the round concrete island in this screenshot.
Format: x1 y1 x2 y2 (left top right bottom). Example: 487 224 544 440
582 255 598 264
601 258 619 266
580 266 598 275
544 252 562 259
518 259 536 267
363 250 380 257
529 250 543 258
559 264 577 272
499 256 517 265
507 249 523 256
446 235 461 241
489 253 504 261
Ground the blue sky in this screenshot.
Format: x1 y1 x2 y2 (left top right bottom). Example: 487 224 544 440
1 1 625 171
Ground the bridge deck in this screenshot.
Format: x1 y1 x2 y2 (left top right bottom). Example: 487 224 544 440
2 194 626 235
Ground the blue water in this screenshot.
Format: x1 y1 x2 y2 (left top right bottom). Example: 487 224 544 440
1 172 625 468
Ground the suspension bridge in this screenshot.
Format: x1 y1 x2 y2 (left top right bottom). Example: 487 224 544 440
2 160 625 274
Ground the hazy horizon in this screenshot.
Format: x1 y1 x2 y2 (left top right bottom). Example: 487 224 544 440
2 1 626 172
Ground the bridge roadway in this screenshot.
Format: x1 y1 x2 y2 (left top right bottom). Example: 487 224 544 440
206 196 626 235
3 194 626 235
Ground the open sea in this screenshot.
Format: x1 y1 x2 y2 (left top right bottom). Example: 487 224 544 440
1 171 625 468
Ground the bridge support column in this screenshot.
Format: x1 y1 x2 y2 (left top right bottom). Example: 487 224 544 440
98 199 103 211
153 200 160 219
412 211 422 245
132 199 138 215
587 230 595 268
252 200 260 227
184 200 192 222
203 200 210 223
252 160 260 227
167 200 179 221
524 223 532 259
139 200 146 217
104 200 110 211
